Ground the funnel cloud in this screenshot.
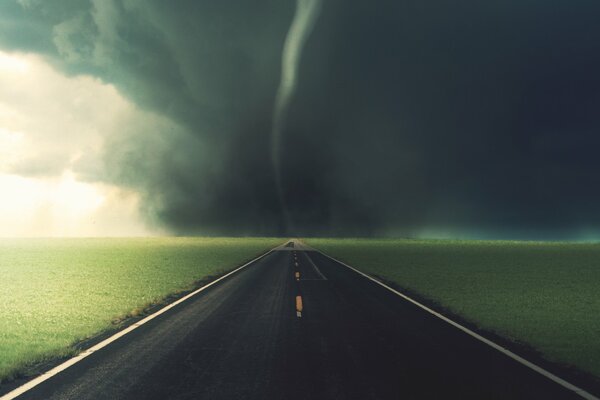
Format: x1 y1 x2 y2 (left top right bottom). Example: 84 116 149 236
271 0 322 231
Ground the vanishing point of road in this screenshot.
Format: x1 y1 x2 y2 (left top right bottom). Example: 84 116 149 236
4 240 595 399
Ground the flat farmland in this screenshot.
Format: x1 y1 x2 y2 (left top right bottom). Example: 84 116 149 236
307 238 600 377
0 237 281 382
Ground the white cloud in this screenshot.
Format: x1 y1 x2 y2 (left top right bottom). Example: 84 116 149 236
16 0 41 10
0 171 151 237
0 50 124 173
51 1 122 67
0 50 170 236
52 14 95 63
90 0 121 66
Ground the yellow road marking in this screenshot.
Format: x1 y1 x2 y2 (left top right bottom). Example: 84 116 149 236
296 295 303 312
295 271 300 280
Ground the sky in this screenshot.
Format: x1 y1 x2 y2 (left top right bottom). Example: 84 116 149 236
1 0 600 239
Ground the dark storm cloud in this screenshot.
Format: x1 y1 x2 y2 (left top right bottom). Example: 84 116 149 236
3 0 600 238
0 0 293 234
281 0 600 238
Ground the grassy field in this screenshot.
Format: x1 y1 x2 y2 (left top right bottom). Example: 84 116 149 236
307 238 600 377
0 237 281 383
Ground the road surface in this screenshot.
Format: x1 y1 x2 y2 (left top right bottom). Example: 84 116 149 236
6 241 589 399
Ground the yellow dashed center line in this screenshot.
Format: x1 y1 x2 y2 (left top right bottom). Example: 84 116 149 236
296 295 303 317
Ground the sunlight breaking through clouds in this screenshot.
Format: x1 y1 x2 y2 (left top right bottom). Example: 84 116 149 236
0 50 161 236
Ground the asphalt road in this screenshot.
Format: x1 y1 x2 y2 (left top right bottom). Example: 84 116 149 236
11 242 587 399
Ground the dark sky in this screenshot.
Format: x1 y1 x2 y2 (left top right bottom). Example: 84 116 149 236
2 0 600 239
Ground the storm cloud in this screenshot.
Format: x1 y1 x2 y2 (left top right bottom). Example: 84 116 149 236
2 0 600 238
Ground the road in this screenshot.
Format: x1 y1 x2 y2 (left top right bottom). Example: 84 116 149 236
8 241 588 399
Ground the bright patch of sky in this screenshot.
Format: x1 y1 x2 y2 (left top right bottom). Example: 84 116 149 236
0 50 162 236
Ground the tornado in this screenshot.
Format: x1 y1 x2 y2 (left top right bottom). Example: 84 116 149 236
270 0 322 232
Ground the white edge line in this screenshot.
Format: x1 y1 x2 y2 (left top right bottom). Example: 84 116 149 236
304 252 327 280
1 247 277 400
317 250 599 400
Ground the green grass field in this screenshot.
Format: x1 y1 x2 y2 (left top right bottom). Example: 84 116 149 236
0 237 281 383
307 238 600 377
